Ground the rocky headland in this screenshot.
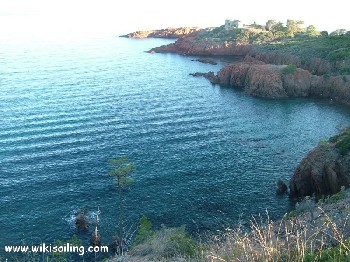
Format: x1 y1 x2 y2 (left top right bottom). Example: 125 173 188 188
204 62 350 104
139 25 350 105
125 25 350 198
120 27 200 39
147 28 252 56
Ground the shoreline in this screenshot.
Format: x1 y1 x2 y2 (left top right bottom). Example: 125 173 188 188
124 26 350 198
124 26 350 106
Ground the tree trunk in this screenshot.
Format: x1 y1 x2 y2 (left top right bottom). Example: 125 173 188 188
118 177 124 254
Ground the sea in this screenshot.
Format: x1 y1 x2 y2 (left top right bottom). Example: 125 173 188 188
1 33 350 257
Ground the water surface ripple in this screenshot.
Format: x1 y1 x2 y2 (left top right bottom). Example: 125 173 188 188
1 36 350 247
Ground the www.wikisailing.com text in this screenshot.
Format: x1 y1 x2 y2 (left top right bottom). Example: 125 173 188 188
4 243 108 256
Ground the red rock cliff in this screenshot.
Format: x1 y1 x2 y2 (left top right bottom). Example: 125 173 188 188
148 31 340 75
289 128 350 198
149 32 253 56
213 62 350 105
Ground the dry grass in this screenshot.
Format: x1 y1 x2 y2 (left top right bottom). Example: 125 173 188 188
205 207 350 262
108 192 350 262
108 207 350 262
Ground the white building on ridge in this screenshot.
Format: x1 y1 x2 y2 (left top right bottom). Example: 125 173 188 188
225 19 244 29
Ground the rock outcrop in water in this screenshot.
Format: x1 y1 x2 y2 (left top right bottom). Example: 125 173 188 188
75 208 89 232
200 62 350 104
276 179 288 195
190 71 219 84
120 27 200 39
289 128 350 198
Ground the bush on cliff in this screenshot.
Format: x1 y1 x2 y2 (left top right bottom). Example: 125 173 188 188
130 225 202 260
335 132 350 155
133 215 154 245
327 47 350 61
282 64 297 74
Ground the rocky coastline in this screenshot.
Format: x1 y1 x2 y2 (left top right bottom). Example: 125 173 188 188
148 33 253 56
203 62 350 104
135 27 350 106
120 27 200 39
124 26 350 199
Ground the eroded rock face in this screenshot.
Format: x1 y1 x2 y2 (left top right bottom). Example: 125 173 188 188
212 62 350 105
289 129 350 198
216 63 290 98
282 68 312 97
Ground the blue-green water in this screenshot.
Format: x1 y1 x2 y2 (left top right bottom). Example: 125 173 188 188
1 35 350 250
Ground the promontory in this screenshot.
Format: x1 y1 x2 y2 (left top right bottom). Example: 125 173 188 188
123 21 350 106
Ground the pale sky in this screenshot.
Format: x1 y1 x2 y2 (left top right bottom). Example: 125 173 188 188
1 0 349 40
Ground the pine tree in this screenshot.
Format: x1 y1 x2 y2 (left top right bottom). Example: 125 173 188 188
108 156 135 254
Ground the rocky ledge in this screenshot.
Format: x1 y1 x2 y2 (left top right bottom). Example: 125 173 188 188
198 61 350 105
289 128 350 198
193 57 218 65
149 34 253 56
120 27 200 39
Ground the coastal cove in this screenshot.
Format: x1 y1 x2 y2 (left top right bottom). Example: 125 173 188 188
2 34 350 252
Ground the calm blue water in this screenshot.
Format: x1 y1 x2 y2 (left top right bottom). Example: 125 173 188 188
1 35 350 249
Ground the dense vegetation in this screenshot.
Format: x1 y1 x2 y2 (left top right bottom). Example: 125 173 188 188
199 20 350 75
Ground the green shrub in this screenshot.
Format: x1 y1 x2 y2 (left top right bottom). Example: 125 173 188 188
304 237 350 262
168 228 200 257
330 189 345 202
131 225 202 259
323 73 330 80
319 139 330 146
329 135 339 143
328 48 350 61
51 235 83 261
282 64 297 74
340 68 350 75
134 215 154 245
286 209 299 218
335 135 350 155
319 187 346 205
